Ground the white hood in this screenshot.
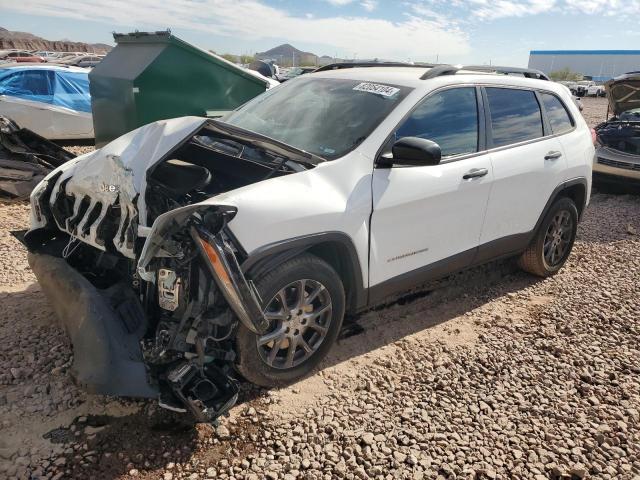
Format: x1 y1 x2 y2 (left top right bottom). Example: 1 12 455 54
42 117 207 258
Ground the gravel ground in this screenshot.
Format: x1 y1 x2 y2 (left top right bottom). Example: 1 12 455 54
579 96 608 129
1 97 639 480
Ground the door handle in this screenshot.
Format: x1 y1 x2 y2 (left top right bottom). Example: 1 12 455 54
545 151 563 160
463 168 488 179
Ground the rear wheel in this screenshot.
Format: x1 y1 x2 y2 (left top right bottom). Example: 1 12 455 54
235 253 345 387
518 197 578 277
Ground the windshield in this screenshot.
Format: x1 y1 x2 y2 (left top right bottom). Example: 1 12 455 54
223 76 411 159
285 67 304 77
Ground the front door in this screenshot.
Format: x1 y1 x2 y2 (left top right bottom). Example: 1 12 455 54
369 86 492 299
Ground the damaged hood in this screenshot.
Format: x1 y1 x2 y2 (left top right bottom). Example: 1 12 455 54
606 73 640 116
43 117 207 257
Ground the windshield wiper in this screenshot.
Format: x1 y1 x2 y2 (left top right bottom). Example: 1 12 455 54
206 119 325 167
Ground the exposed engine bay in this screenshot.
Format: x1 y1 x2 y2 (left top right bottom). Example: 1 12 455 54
596 74 640 156
23 118 317 422
595 115 640 155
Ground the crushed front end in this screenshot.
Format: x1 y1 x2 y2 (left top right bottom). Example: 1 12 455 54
26 202 265 422
23 117 310 422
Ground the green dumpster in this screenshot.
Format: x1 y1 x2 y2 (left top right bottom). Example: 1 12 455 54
89 31 271 146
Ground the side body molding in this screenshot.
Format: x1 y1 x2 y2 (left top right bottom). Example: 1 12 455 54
369 176 589 307
239 177 588 314
473 177 589 265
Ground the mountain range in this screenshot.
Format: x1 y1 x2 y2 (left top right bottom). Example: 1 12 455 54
0 27 112 53
256 43 335 66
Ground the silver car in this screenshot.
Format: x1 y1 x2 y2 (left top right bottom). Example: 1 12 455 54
593 72 640 184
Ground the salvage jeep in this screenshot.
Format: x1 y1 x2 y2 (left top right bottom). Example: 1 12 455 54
24 64 594 422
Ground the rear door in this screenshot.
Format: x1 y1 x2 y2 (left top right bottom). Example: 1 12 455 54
478 86 568 255
539 91 587 183
369 86 493 295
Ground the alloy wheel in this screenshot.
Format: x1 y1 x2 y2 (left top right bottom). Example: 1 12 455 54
257 279 332 369
543 210 573 267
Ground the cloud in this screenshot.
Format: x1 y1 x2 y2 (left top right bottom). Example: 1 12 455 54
2 0 471 59
324 0 378 12
324 0 354 5
360 0 378 11
407 0 556 21
408 0 640 22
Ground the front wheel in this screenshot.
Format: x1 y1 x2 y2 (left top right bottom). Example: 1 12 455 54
235 253 345 387
518 197 578 277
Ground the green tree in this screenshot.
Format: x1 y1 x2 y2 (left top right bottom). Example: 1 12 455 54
549 68 581 82
219 53 238 63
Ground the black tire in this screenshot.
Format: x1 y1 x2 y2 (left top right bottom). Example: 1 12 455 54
518 197 578 277
235 253 345 387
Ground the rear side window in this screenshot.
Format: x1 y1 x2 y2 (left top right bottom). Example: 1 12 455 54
395 87 478 157
541 93 573 135
0 70 54 97
486 88 543 148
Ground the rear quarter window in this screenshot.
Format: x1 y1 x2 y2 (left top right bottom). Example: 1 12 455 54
541 93 574 135
486 87 543 148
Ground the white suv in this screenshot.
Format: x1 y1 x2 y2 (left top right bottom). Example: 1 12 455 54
25 64 594 421
587 83 606 97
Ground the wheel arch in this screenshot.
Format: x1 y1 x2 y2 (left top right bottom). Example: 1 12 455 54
534 177 588 235
560 180 587 219
241 232 366 314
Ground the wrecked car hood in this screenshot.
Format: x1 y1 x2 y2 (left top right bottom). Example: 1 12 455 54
35 114 319 262
606 74 640 116
40 117 207 258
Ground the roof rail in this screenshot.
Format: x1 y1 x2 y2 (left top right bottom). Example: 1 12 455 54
311 61 550 81
314 61 434 72
464 65 550 80
420 64 550 81
419 64 461 79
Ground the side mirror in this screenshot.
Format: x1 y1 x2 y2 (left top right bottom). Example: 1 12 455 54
381 137 442 167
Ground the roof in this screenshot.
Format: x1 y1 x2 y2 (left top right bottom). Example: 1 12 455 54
311 66 556 92
530 50 640 56
0 63 88 73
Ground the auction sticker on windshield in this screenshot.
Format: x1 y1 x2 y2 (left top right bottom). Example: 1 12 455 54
353 82 400 97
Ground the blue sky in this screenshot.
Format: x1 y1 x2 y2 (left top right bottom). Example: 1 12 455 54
1 0 639 66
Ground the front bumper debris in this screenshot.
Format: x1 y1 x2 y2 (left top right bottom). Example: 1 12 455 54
26 220 267 422
191 225 268 335
28 252 157 398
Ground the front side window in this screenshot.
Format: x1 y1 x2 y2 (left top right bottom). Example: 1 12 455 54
224 77 411 160
541 93 573 135
395 87 478 157
486 87 543 148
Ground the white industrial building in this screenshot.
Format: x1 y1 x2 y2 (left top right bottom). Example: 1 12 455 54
528 50 640 81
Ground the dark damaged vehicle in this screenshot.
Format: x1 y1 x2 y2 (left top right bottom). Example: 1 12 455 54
594 72 640 184
24 66 593 422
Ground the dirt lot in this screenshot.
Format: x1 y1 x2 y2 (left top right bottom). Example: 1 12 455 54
1 97 639 480
579 96 608 130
